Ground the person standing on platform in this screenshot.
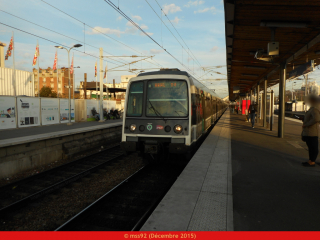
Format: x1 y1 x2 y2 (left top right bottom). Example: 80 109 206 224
245 107 249 122
249 102 256 128
300 94 320 167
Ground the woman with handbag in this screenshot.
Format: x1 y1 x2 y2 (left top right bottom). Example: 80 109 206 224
301 94 320 167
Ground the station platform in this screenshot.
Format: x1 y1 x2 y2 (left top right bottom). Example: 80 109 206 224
142 111 233 231
142 109 320 231
0 119 122 148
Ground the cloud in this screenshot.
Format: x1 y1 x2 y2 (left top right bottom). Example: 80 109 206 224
117 16 122 21
194 6 216 14
132 15 142 21
125 21 153 36
140 32 154 36
172 16 181 24
210 46 218 52
184 1 205 7
140 24 148 30
150 49 163 54
88 26 124 37
162 4 182 15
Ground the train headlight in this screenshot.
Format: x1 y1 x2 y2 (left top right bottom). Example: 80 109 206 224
130 124 136 132
174 124 183 134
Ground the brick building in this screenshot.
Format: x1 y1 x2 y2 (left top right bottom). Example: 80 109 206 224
33 67 74 98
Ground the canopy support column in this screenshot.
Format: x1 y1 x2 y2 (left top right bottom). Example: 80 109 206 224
278 63 286 138
263 79 267 127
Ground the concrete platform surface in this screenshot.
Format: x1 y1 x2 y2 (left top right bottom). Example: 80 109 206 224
0 120 122 147
232 112 320 231
141 111 233 231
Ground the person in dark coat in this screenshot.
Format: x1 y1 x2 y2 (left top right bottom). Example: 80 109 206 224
300 94 320 167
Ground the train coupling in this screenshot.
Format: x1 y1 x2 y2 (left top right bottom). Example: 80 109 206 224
144 144 158 154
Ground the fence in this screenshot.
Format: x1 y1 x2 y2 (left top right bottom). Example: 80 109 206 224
0 96 123 130
0 96 76 130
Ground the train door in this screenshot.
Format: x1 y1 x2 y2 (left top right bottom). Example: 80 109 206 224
201 91 205 133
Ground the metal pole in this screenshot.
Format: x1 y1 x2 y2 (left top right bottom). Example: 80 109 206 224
278 63 286 138
263 79 267 127
304 74 308 111
12 31 16 96
256 84 260 123
57 50 59 98
250 89 253 104
37 40 40 98
99 48 104 122
67 49 71 125
270 90 274 131
73 53 75 100
105 64 108 100
291 82 293 101
84 73 87 99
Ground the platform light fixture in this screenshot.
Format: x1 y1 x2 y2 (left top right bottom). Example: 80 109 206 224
260 21 308 28
241 74 259 77
244 66 267 70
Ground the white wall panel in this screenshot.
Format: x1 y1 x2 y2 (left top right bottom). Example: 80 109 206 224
0 67 34 96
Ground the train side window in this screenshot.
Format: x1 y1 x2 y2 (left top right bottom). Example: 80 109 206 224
127 82 144 117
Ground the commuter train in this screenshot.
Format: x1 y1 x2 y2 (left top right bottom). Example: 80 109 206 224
120 69 227 162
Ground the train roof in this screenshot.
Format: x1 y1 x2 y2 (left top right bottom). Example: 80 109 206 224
136 69 222 100
138 69 189 77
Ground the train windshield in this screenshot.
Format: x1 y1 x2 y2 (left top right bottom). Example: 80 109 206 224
126 81 144 116
146 80 188 117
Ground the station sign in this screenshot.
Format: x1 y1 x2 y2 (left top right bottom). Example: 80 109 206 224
233 86 240 93
288 60 314 80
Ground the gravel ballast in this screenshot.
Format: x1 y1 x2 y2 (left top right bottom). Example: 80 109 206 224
0 153 144 231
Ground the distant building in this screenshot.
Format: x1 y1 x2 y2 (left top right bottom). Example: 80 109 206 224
0 42 34 96
33 67 74 98
0 67 34 96
300 81 319 98
120 75 135 89
309 81 319 96
79 75 135 100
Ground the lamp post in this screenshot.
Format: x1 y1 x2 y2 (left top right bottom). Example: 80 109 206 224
55 44 82 125
292 81 296 101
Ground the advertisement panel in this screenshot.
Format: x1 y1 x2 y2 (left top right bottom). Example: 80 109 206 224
17 97 40 128
0 96 16 130
60 99 75 123
86 99 99 121
41 98 59 125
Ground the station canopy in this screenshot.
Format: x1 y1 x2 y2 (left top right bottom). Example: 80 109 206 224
223 0 320 100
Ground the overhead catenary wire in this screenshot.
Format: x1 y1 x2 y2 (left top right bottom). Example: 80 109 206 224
153 0 203 69
40 0 141 56
145 0 198 73
38 0 162 69
0 22 116 65
104 0 201 78
0 10 131 67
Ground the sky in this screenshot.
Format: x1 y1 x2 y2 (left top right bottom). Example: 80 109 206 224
0 0 229 97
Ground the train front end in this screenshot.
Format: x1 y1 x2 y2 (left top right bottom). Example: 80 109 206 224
120 72 191 159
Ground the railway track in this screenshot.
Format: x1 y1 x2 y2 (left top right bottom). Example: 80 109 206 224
56 162 185 231
0 144 124 217
56 115 225 231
